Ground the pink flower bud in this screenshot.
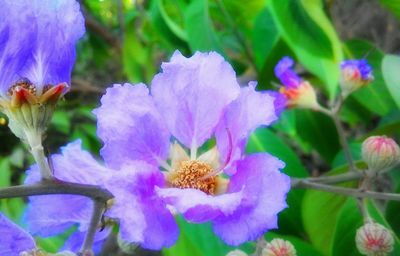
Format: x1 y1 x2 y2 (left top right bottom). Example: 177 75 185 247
362 136 400 172
356 222 394 256
262 238 297 256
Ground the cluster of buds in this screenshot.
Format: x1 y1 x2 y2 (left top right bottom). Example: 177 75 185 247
340 59 373 98
356 222 394 256
274 57 320 110
273 57 373 111
362 135 400 173
0 80 67 142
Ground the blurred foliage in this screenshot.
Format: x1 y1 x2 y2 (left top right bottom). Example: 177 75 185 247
1 0 400 255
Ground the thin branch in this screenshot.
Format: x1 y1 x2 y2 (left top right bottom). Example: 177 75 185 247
332 114 357 172
0 179 113 201
80 200 106 255
293 179 400 202
293 171 363 185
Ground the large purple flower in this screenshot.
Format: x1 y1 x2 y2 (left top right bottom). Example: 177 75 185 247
95 51 291 245
0 0 84 98
24 140 177 251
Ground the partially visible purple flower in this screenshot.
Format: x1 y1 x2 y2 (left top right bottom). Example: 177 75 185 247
0 213 36 256
340 59 373 97
24 140 178 250
0 0 85 97
0 0 85 142
94 51 290 245
274 56 320 110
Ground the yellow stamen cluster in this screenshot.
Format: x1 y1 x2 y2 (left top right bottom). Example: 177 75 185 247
168 160 217 195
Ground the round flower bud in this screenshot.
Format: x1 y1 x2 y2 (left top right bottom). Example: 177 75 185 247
356 222 394 256
226 249 248 256
362 136 400 172
262 238 297 256
340 59 373 97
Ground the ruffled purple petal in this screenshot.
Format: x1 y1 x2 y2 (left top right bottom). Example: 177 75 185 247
62 229 111 253
20 0 85 91
24 141 109 236
94 83 171 169
0 1 36 95
216 82 278 174
212 153 290 246
151 51 240 148
157 187 244 223
274 56 301 88
104 162 178 249
0 213 35 256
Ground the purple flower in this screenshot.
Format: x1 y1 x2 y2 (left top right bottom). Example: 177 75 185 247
0 0 84 102
0 213 36 255
340 59 373 96
25 51 290 248
274 57 302 89
24 140 178 250
94 51 290 245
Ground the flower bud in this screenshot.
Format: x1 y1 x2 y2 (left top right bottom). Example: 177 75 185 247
362 136 400 172
356 222 394 256
262 238 297 256
340 59 373 97
0 81 68 142
274 57 320 109
226 249 248 256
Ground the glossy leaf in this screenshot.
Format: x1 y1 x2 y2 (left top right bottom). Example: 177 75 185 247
269 0 342 98
382 54 400 108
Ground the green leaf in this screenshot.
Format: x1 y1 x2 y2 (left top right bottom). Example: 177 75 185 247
163 218 253 256
380 0 400 19
344 40 397 116
184 0 223 53
247 128 308 235
302 167 358 255
252 8 280 70
294 110 340 163
382 54 400 108
268 0 342 98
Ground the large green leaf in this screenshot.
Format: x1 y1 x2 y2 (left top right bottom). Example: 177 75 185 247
252 8 280 71
382 54 400 108
184 0 223 53
268 0 342 98
332 199 400 256
380 0 400 19
344 40 397 116
247 128 308 236
294 110 340 163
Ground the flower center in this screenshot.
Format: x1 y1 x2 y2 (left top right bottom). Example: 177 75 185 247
8 79 36 96
168 160 217 195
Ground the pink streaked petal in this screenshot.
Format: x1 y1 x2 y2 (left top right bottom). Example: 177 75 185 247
216 83 278 174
